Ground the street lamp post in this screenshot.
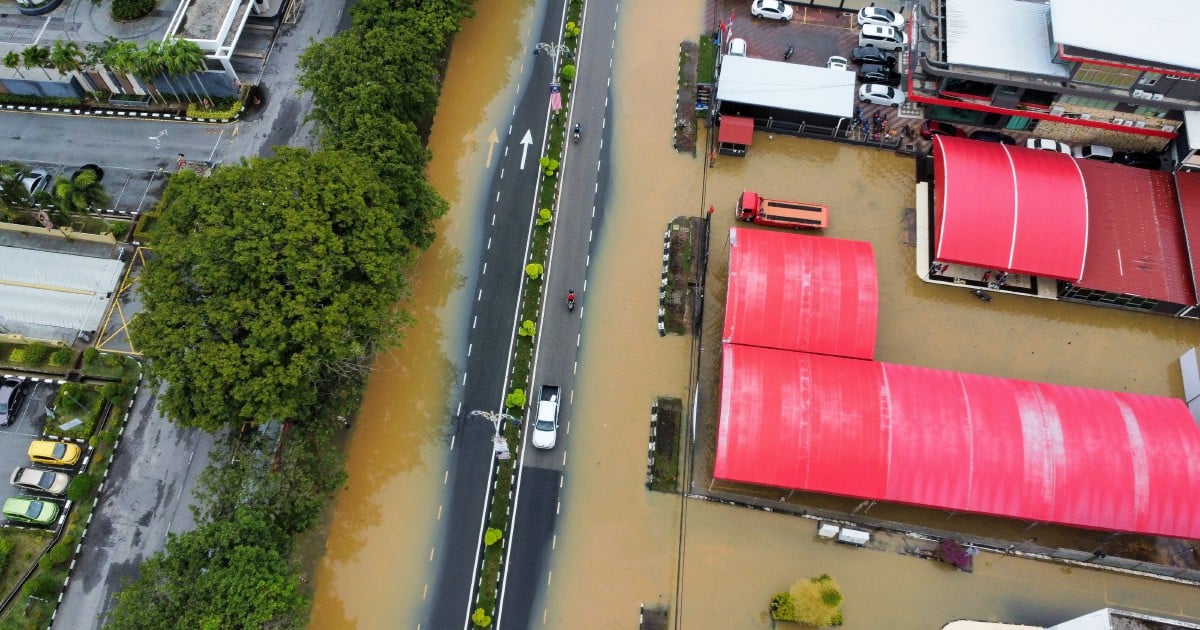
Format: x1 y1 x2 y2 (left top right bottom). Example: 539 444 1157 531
533 42 574 64
470 409 520 460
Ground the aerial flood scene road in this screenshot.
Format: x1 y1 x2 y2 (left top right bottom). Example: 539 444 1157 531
1 0 1199 629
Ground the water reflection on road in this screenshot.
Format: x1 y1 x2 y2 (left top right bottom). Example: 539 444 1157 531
307 0 538 625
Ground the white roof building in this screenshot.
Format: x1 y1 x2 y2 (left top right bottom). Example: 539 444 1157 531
717 56 855 118
0 247 124 343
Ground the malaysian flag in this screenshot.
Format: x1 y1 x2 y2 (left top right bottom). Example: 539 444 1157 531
549 83 562 112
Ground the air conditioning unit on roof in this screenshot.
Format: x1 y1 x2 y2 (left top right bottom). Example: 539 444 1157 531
1080 113 1092 120
1164 124 1176 132
1050 106 1065 116
1132 89 1147 98
1153 94 1165 101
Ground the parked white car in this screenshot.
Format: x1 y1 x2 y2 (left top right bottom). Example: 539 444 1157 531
19 169 50 195
826 56 849 71
858 83 907 106
751 0 793 21
857 6 905 28
727 38 747 57
1072 144 1115 161
1025 138 1072 154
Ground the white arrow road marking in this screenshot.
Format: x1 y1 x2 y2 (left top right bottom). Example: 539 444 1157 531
519 130 534 169
485 129 499 168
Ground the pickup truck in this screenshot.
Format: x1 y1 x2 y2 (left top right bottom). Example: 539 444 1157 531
532 385 560 449
735 190 828 230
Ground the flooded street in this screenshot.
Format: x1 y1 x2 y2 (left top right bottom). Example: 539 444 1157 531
310 0 1200 626
307 0 540 625
678 500 1200 629
540 0 1200 628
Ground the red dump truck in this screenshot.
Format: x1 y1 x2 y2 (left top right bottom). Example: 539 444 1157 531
735 190 829 229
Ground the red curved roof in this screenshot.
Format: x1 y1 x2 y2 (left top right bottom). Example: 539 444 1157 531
1075 162 1195 304
715 344 1200 539
722 228 878 360
933 136 1089 281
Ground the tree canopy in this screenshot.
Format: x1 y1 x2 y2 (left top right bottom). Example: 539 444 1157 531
104 514 307 630
131 148 414 430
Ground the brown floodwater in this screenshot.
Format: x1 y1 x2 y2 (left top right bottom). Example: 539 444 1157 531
311 0 1200 626
306 0 540 626
536 0 1200 628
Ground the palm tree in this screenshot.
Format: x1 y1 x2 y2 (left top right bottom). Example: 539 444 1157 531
155 40 191 103
53 169 110 218
132 41 167 104
22 45 52 81
0 164 29 209
103 41 141 99
3 52 25 79
84 37 120 94
165 38 212 103
49 40 88 92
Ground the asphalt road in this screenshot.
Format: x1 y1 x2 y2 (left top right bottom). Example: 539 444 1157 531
496 0 619 627
421 0 577 626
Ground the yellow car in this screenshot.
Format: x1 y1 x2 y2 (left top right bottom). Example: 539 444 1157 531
28 440 81 467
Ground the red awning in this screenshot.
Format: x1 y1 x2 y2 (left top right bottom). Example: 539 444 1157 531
722 228 878 360
718 116 755 145
715 344 1200 540
1074 162 1196 304
933 136 1089 282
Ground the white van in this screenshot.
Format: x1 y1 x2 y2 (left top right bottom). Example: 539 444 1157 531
859 24 907 51
727 38 747 57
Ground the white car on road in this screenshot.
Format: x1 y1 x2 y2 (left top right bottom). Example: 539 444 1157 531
751 0 793 21
859 84 907 106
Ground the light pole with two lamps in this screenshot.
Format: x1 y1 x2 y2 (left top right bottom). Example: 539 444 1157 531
533 42 574 64
470 409 520 460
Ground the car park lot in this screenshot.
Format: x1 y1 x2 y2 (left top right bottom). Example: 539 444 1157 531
0 159 166 217
0 377 74 526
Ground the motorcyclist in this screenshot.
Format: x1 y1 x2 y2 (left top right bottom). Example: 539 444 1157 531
573 123 581 142
567 289 576 305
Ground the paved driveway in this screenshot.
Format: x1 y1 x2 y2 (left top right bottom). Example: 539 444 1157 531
51 384 214 629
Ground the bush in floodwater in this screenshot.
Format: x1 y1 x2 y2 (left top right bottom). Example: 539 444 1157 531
771 574 844 626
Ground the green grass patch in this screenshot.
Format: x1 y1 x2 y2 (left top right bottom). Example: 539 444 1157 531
697 35 717 84
80 350 140 381
186 99 244 120
649 397 682 492
0 528 55 626
0 342 71 375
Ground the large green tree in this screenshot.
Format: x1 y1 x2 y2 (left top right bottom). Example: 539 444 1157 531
130 148 414 430
103 514 306 630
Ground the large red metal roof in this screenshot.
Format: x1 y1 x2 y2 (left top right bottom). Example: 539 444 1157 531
722 227 878 360
1074 162 1196 305
1172 170 1200 302
932 136 1089 282
715 344 1200 539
